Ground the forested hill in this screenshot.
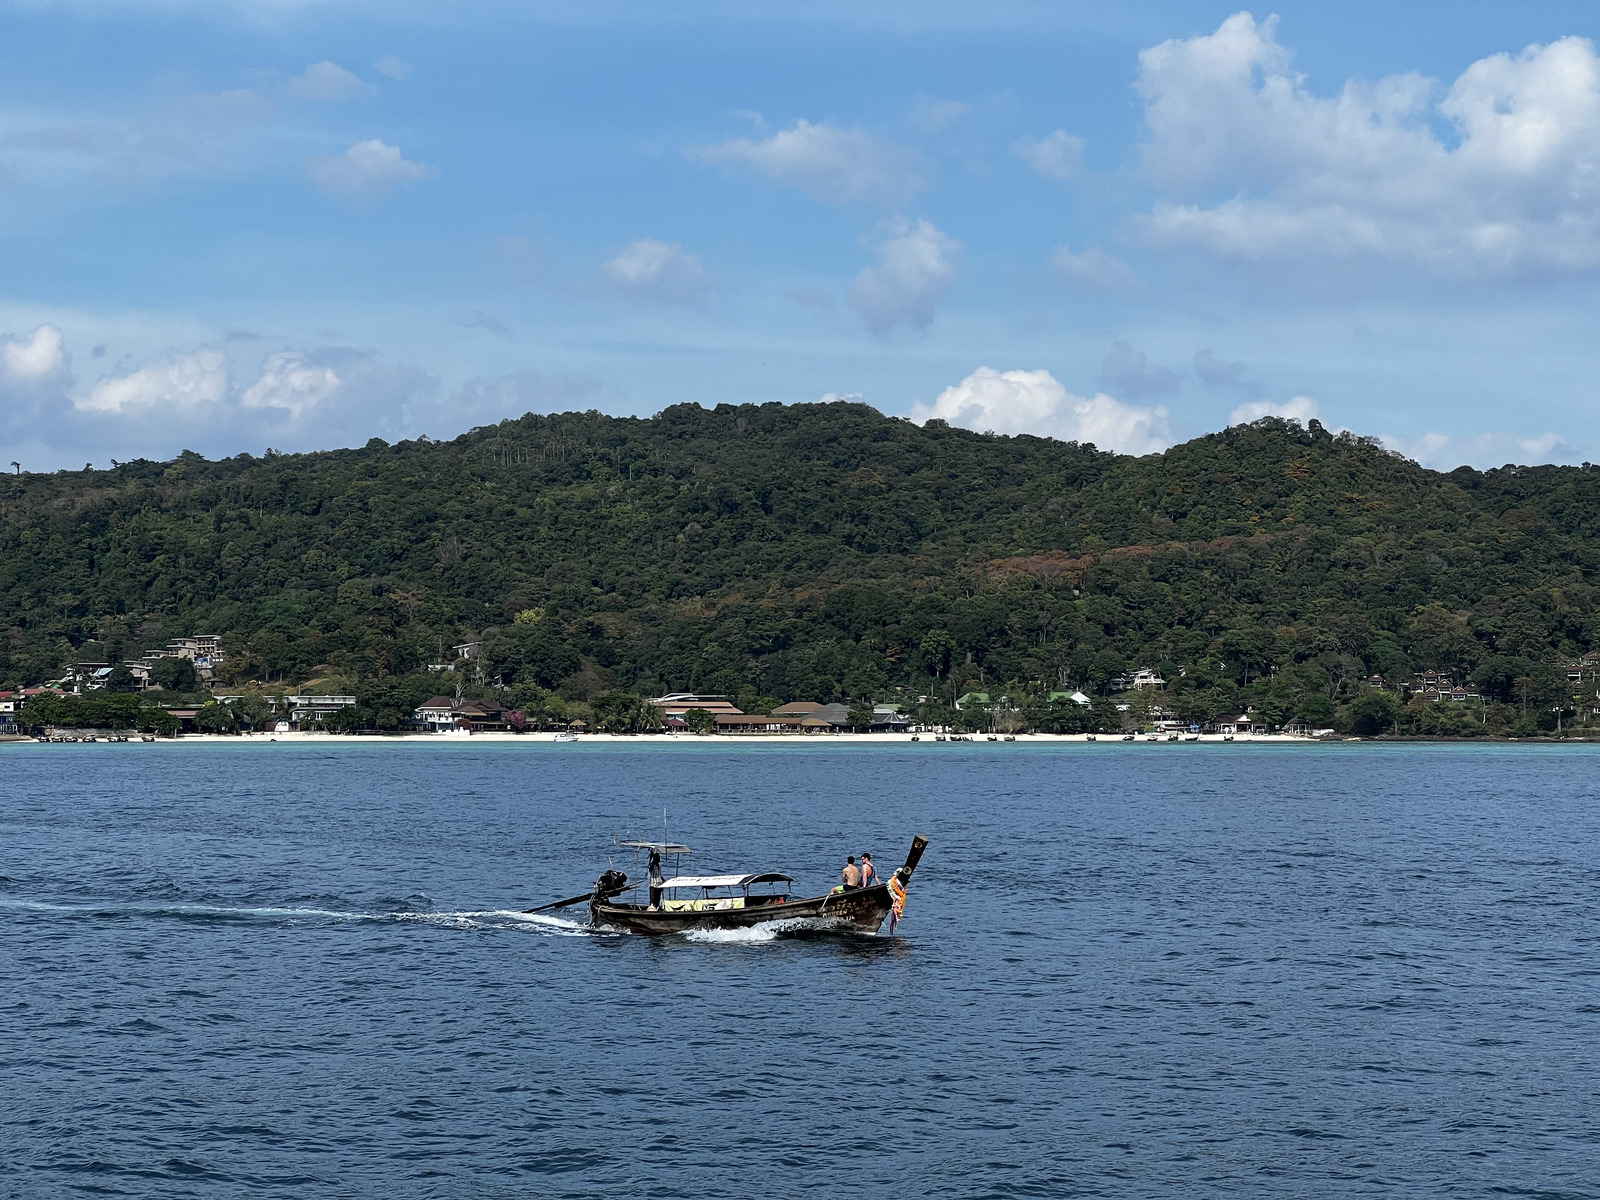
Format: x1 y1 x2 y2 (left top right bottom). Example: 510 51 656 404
4 400 1599 732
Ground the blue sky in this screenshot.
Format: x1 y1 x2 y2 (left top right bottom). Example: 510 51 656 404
4 0 1600 470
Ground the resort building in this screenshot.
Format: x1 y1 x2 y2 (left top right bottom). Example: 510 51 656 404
649 693 745 719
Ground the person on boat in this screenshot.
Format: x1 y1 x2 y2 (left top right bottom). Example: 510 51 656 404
648 849 664 909
859 852 878 888
841 856 861 890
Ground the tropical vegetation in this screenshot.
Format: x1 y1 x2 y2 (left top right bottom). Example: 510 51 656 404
5 401 1600 736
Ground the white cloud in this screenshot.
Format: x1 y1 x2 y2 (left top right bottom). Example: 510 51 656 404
1052 245 1140 292
0 324 66 380
602 238 714 306
849 217 958 335
692 119 925 206
80 349 228 414
1229 394 1319 426
285 61 372 102
240 351 341 419
819 391 867 404
1134 14 1600 276
1381 429 1573 470
372 56 413 82
305 139 432 204
909 366 1173 455
0 324 72 439
1013 129 1084 179
3 331 450 468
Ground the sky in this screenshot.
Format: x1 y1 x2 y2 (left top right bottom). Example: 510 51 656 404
4 0 1600 471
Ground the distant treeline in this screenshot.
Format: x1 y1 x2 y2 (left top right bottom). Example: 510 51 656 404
5 402 1600 737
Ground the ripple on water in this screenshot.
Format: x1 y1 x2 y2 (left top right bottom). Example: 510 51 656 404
4 741 1600 1197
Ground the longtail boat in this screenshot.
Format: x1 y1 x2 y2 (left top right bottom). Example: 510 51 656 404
527 835 929 935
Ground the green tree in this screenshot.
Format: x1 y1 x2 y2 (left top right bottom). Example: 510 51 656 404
151 656 198 692
234 688 273 731
322 705 365 733
919 630 954 681
195 702 239 734
1346 692 1398 736
593 692 663 733
1089 696 1121 734
684 707 716 735
1297 694 1336 726
144 709 180 737
1126 690 1155 729
847 698 876 731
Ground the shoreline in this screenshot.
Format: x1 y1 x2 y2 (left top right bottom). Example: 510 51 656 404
7 730 1595 746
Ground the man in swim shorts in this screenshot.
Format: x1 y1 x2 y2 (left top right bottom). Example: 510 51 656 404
841 855 861 890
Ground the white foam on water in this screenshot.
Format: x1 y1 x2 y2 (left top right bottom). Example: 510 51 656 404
681 916 854 943
490 909 593 933
393 909 595 936
683 923 780 943
1 896 589 933
0 897 95 914
0 896 366 921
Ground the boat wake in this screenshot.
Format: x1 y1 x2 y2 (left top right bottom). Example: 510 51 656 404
0 895 598 936
398 909 594 936
681 916 874 943
3 897 878 942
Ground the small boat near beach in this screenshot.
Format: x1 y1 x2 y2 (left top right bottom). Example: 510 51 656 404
527 835 929 936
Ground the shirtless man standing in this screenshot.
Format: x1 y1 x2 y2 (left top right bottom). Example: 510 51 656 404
841 855 862 890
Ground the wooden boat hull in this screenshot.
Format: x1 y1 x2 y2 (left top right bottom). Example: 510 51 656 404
591 883 894 936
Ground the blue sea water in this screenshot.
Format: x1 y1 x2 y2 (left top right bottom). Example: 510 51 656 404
3 740 1599 1198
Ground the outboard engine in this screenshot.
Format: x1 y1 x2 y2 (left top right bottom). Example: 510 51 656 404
593 869 627 901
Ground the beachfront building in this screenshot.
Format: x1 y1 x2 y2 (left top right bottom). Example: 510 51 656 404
287 696 357 726
454 700 509 731
405 696 508 731
713 713 805 733
649 693 745 719
414 696 457 730
771 701 822 718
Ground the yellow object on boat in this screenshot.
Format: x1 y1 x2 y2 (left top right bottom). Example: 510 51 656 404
663 897 746 912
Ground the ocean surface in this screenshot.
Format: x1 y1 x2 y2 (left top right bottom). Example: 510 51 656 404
3 740 1599 1198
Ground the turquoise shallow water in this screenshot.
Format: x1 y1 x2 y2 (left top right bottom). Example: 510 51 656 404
2 741 1599 1198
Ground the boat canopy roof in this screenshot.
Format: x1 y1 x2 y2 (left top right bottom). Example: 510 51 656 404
659 872 794 891
615 840 694 854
